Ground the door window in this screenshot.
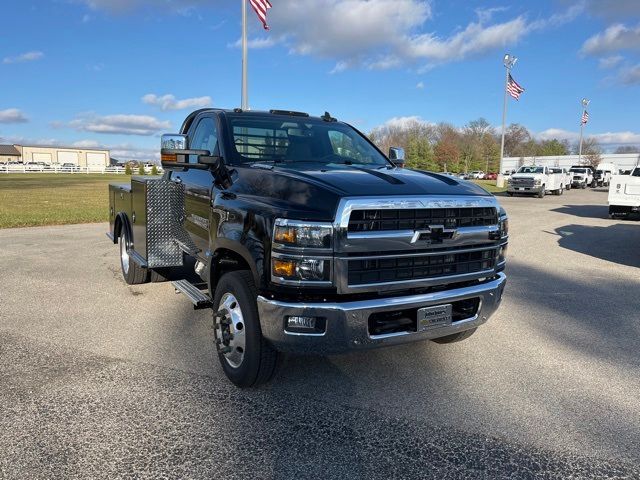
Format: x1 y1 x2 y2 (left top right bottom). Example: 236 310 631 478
190 117 219 163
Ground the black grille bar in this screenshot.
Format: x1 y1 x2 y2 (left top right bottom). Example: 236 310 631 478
348 249 498 286
348 207 497 232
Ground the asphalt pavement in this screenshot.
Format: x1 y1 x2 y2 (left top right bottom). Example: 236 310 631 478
1 186 639 479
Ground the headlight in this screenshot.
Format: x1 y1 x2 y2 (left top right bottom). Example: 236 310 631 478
507 177 513 184
272 257 331 282
498 207 509 237
534 178 542 185
273 219 333 249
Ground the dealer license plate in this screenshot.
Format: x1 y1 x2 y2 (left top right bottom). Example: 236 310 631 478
417 304 452 331
517 187 525 191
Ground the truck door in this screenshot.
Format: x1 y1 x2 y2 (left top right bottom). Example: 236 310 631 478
173 115 220 259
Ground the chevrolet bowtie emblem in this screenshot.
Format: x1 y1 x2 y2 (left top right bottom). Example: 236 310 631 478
410 225 457 244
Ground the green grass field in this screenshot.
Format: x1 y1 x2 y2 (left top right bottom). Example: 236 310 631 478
0 174 127 228
0 174 506 229
472 179 507 194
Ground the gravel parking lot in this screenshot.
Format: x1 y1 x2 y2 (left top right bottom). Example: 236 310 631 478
1 187 639 479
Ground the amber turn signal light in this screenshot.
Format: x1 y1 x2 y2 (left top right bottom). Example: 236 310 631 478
273 259 296 277
161 153 177 163
274 227 296 244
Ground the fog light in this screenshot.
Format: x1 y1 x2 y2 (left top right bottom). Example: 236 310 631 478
285 316 326 335
287 316 317 329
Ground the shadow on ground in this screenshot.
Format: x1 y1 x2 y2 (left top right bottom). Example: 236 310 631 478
551 204 610 219
553 223 640 267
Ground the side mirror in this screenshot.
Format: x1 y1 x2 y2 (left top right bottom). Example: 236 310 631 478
388 147 405 167
161 133 210 167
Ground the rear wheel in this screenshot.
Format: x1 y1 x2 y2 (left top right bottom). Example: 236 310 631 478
119 230 148 285
432 328 477 344
212 271 278 387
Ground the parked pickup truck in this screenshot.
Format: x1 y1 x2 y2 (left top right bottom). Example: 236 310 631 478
608 165 640 218
507 165 565 197
569 166 594 189
107 108 508 387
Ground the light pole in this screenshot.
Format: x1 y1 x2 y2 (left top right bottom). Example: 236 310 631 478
578 98 590 165
241 0 248 110
497 53 518 188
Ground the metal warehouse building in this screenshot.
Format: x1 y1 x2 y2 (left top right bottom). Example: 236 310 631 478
0 144 110 168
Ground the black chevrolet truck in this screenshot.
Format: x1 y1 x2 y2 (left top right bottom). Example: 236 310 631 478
108 108 508 387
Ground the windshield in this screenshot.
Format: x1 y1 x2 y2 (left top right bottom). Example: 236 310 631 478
517 166 544 174
550 168 562 173
632 168 640 177
570 168 586 173
224 114 389 167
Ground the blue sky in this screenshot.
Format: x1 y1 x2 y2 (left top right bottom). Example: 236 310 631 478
1 0 639 161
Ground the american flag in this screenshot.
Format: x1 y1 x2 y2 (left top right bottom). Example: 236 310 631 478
581 110 589 125
506 74 525 100
250 0 272 30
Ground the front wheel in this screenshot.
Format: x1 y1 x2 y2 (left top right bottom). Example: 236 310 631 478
212 271 278 387
537 186 546 198
581 183 586 189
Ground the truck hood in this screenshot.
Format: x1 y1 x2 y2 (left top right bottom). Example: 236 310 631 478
227 162 491 221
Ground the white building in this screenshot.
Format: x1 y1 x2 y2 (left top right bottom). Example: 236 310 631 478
503 153 640 173
0 144 110 168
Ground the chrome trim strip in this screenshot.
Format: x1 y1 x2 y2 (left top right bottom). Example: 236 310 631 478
346 225 499 242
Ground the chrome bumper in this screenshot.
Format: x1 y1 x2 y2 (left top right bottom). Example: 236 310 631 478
507 185 542 193
257 273 506 355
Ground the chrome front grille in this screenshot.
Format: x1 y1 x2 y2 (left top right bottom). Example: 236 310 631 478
510 178 535 187
333 196 505 294
347 207 497 232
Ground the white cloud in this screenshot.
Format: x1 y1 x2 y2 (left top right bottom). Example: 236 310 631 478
3 51 44 64
619 64 640 85
598 55 623 69
416 81 425 89
256 1 581 71
585 0 640 20
75 0 212 14
537 128 640 146
70 114 171 136
0 108 29 124
384 116 433 129
581 23 640 55
229 37 277 49
142 93 212 111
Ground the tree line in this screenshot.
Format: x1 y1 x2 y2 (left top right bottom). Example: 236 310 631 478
368 118 639 172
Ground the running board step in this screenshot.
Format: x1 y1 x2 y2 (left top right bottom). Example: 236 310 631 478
172 280 212 310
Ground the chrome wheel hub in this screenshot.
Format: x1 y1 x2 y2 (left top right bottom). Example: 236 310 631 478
214 293 246 368
120 233 129 275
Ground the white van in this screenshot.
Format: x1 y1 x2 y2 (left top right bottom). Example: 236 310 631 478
595 162 617 187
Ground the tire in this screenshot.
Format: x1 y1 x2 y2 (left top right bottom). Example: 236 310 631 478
212 271 278 388
432 328 477 344
566 183 571 190
119 230 148 285
537 186 546 198
581 183 586 189
507 192 514 197
558 186 564 196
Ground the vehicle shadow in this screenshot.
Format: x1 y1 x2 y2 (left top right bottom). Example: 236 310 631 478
554 223 640 267
551 204 610 219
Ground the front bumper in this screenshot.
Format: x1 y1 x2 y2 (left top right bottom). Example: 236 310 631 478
507 184 542 193
257 273 506 355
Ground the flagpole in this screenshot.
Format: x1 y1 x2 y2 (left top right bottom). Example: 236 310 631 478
241 0 248 110
578 98 589 165
497 54 517 188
